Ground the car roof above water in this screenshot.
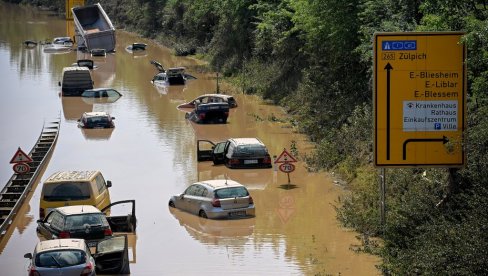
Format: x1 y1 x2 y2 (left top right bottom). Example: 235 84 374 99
199 179 244 190
45 171 99 183
84 88 112 92
229 138 265 146
83 111 111 117
56 205 101 216
199 93 234 99
62 66 90 73
35 239 86 253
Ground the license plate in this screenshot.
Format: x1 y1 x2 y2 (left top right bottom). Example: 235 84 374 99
244 159 258 164
229 211 246 217
87 241 98 247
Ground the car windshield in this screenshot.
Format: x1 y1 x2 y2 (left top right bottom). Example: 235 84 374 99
65 214 106 229
234 144 267 156
214 187 249 199
42 182 91 201
97 236 125 254
36 250 86 268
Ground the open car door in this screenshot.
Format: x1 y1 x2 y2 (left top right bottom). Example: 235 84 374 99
94 234 130 274
101 200 137 233
212 142 226 164
150 60 165 72
197 140 216 161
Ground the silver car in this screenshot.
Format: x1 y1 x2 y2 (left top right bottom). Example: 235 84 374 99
24 236 131 275
169 179 255 219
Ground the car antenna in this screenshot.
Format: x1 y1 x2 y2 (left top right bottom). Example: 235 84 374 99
225 174 228 185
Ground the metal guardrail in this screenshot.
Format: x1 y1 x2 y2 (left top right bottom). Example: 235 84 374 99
0 118 60 236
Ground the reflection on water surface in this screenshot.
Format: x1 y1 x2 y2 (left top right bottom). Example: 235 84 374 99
0 2 379 275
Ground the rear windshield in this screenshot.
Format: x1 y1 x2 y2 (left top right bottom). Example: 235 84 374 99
42 182 91 201
234 144 268 156
65 213 107 229
36 250 86 268
87 116 110 124
215 187 249 199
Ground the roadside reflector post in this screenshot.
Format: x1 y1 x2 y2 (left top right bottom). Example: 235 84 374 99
380 168 386 229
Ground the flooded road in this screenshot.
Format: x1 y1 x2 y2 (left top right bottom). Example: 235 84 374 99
0 3 379 275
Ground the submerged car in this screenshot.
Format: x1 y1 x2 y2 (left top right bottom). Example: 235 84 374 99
169 179 255 219
37 201 136 247
150 60 195 86
126 43 147 51
71 59 95 70
91 48 106 57
177 93 238 109
185 102 230 124
43 37 74 53
197 138 273 169
81 88 122 98
52 36 74 46
24 236 131 275
78 112 115 129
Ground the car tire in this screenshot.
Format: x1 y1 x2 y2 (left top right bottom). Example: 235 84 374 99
199 210 207 219
169 201 175 208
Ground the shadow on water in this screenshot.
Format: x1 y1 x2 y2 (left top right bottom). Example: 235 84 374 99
278 184 298 190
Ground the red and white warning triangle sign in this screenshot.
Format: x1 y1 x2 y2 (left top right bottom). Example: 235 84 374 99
274 148 297 164
10 147 33 163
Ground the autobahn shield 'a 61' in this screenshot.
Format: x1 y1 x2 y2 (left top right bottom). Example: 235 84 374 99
279 163 295 173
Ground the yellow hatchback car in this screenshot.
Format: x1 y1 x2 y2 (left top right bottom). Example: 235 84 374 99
39 171 112 220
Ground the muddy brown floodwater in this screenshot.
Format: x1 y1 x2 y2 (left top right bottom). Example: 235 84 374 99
0 2 380 275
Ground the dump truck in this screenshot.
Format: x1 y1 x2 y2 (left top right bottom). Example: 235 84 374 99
72 3 116 52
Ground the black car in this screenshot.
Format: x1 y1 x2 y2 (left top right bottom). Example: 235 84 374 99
36 200 136 247
197 138 273 169
185 102 229 124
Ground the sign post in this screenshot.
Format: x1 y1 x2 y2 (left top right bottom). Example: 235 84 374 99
374 32 466 167
275 149 297 187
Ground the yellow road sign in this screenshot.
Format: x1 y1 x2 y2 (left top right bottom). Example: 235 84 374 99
65 0 85 20
374 32 466 167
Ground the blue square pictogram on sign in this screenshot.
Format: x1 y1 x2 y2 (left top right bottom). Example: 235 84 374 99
382 40 417 51
434 123 441 130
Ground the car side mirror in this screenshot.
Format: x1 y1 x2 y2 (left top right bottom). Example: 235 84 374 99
24 253 32 259
36 219 42 223
58 81 61 86
106 180 112 188
111 117 115 120
180 194 185 199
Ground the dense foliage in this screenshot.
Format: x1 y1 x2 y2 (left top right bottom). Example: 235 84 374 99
9 0 488 274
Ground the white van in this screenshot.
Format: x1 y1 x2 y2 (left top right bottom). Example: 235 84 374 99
59 67 93 96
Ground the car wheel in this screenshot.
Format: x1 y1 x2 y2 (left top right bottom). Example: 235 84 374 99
169 201 175 208
199 210 207 219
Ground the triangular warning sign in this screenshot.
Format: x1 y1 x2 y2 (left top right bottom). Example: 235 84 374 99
274 149 297 163
10 147 33 164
